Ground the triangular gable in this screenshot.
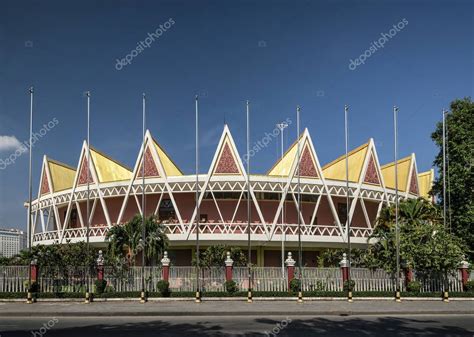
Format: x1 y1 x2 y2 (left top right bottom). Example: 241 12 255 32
322 142 369 182
212 135 242 175
78 156 94 185
268 133 319 179
409 165 419 195
380 155 412 192
90 148 132 183
137 146 160 178
418 169 434 200
297 142 319 178
363 152 381 185
40 169 50 195
48 159 76 192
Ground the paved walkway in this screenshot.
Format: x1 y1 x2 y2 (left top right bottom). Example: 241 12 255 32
0 300 473 317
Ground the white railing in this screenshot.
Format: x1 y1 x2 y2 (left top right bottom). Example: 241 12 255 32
0 266 29 292
301 267 342 291
0 265 471 293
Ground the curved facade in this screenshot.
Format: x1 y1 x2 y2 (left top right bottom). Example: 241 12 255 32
28 125 433 266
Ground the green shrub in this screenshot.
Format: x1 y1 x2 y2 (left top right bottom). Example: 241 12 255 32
225 280 238 293
23 280 39 293
94 279 107 294
157 280 170 297
289 278 301 292
407 281 422 293
465 280 474 292
343 280 355 292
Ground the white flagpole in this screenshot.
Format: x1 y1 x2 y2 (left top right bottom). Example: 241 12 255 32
442 109 447 230
276 122 288 279
246 100 253 303
195 95 201 303
394 105 401 303
85 91 91 304
26 86 34 304
344 104 353 302
297 105 303 303
140 93 147 303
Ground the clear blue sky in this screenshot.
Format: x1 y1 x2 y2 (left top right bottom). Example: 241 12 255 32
0 0 472 230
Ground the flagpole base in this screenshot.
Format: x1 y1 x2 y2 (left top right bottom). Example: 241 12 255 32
395 290 401 303
195 291 201 303
26 292 34 304
347 291 353 303
140 291 147 304
84 291 91 304
297 291 303 303
247 290 253 303
443 291 449 303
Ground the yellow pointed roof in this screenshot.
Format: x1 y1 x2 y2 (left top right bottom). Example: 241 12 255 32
89 147 133 183
380 155 413 192
153 139 183 176
267 134 303 177
322 142 369 182
418 169 434 200
47 158 76 192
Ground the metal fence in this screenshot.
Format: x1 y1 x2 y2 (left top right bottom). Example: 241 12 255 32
0 265 471 293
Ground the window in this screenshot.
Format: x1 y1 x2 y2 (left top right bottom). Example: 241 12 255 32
200 214 208 223
338 203 347 224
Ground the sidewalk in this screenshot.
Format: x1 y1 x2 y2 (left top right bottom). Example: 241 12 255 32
0 299 473 317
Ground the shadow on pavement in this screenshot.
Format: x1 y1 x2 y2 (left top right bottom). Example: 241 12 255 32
4 316 473 337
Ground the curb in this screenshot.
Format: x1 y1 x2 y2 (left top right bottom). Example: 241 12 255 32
1 297 474 303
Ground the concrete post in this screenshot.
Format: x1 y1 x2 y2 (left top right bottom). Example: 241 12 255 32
96 250 104 281
339 253 349 284
225 251 234 282
161 251 170 282
285 252 296 290
459 260 470 291
30 258 38 283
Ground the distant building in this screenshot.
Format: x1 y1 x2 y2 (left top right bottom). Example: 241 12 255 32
0 228 27 257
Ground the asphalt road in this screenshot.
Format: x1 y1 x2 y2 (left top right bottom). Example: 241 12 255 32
1 315 473 337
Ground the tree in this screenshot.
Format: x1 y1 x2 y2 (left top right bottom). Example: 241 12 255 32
431 97 474 259
193 245 247 268
367 198 466 279
105 215 169 266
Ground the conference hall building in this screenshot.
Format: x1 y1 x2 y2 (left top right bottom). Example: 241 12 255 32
27 125 434 266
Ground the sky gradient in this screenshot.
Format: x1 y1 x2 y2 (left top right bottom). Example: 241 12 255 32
0 0 472 230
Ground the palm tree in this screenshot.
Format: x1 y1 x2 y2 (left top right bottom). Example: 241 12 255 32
106 215 169 266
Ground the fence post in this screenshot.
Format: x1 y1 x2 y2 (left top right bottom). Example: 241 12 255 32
285 252 296 290
96 250 104 281
459 259 470 291
161 251 170 282
339 253 349 285
225 251 234 282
